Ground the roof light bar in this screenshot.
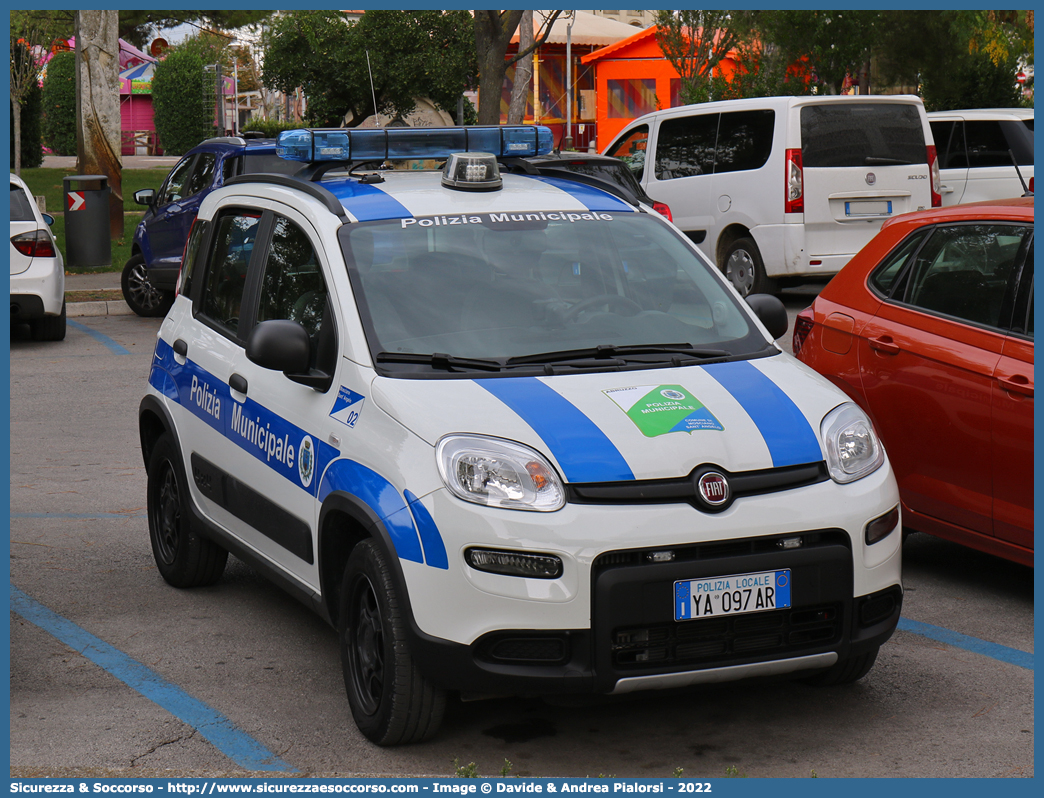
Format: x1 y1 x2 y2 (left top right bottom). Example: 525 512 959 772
276 125 554 163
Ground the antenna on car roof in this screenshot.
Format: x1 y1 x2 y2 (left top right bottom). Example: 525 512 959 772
1008 149 1032 196
366 51 380 128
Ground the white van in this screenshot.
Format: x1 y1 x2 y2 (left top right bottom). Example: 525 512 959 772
927 108 1034 206
604 96 940 295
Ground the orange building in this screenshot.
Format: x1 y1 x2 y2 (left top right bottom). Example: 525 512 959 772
581 26 740 150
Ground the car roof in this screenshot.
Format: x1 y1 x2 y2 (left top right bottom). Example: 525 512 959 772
882 197 1033 229
190 136 278 155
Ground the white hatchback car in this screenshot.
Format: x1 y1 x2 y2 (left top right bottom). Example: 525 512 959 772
139 126 903 745
10 173 66 341
927 108 1034 206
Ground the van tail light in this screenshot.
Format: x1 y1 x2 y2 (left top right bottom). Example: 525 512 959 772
792 307 815 357
11 229 57 258
785 148 803 214
652 200 672 222
927 145 942 207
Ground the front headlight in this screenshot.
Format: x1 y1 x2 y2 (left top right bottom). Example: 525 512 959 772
436 435 565 511
821 403 885 484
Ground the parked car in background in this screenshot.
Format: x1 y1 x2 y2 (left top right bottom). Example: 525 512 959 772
123 134 301 316
515 150 673 220
794 198 1033 566
10 173 65 341
928 109 1034 206
604 95 940 297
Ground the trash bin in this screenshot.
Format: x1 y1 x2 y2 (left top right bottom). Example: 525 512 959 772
62 175 112 268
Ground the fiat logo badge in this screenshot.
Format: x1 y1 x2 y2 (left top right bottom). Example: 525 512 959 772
697 472 730 506
865 172 877 186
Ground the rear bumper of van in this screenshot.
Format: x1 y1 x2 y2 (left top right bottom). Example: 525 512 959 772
754 224 855 281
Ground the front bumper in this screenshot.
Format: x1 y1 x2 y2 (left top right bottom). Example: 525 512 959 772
401 463 902 696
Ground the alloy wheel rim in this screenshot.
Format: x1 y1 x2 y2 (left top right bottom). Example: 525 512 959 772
128 263 164 311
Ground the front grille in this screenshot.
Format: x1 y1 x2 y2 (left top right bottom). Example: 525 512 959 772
611 603 841 669
593 529 850 573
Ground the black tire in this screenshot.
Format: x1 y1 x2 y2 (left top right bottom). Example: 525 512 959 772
122 254 174 317
30 300 66 342
721 237 776 297
802 646 879 687
146 433 228 587
340 539 446 745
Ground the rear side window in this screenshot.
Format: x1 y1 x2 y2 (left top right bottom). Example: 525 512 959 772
801 104 926 168
655 113 717 179
714 109 774 174
10 184 35 221
966 120 1033 167
239 152 304 176
869 230 928 297
605 125 650 181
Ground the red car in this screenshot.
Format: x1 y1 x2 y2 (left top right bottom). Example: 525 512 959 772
794 198 1033 566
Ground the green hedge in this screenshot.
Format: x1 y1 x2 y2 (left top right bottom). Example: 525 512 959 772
41 50 77 156
152 49 217 155
241 118 305 138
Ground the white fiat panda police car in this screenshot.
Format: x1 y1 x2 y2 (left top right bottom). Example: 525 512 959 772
139 125 903 745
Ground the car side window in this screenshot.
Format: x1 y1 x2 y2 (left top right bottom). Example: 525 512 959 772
713 110 774 174
964 121 1011 168
157 156 196 206
868 231 927 298
184 153 217 198
198 210 262 339
896 223 1031 328
605 125 650 181
655 114 717 180
256 215 329 368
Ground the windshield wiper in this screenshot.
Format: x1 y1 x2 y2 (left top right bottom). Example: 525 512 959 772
375 352 504 372
864 156 913 165
506 343 730 367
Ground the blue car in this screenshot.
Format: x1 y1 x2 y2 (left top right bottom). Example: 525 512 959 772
123 135 300 316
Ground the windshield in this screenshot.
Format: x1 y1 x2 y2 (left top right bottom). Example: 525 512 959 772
339 211 767 375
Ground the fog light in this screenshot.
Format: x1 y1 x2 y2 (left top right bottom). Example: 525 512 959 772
865 506 900 545
465 547 563 578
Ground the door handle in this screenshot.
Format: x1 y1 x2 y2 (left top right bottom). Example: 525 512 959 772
229 373 248 394
868 336 900 355
999 374 1033 397
172 338 188 357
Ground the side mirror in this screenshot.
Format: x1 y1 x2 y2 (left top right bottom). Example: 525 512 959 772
746 293 789 341
246 319 333 392
42 213 55 226
134 188 156 207
246 319 311 373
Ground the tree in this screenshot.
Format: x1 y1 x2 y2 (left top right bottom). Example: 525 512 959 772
654 10 758 105
10 22 45 175
473 10 561 125
117 11 274 49
42 49 77 156
10 73 43 171
152 48 216 154
262 10 476 127
506 10 534 125
75 10 123 239
920 50 1023 111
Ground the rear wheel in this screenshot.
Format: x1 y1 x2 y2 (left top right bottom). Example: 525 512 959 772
147 433 227 587
340 540 446 745
802 646 879 686
122 254 173 317
30 301 66 341
722 237 775 297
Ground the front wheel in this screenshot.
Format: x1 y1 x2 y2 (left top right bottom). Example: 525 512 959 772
122 254 173 317
340 540 446 745
721 237 775 297
146 433 228 587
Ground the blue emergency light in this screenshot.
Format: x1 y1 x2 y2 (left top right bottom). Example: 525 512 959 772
275 125 555 163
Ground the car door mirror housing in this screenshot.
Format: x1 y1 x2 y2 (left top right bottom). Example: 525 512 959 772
134 189 156 207
746 293 789 340
246 319 311 373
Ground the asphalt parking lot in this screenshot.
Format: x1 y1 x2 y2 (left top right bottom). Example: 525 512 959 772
8 309 1034 779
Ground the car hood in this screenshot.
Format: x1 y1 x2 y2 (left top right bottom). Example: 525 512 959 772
371 355 846 482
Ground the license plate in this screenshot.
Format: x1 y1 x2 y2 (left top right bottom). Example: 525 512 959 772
845 200 892 217
674 569 791 621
